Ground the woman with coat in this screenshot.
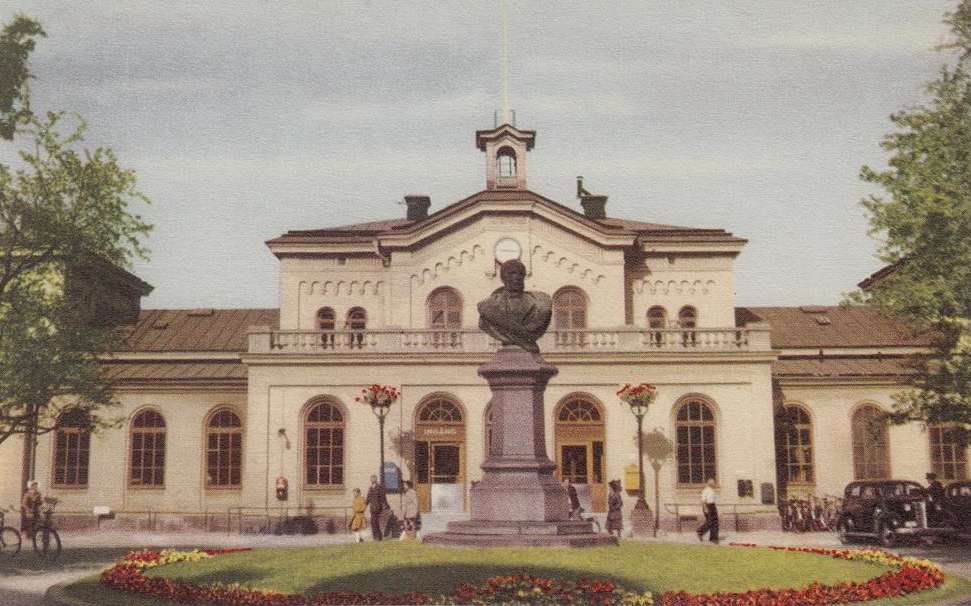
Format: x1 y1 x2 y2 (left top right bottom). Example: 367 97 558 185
606 479 624 538
348 488 367 542
401 480 420 540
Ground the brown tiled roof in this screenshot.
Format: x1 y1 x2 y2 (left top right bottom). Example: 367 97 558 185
738 306 932 348
772 357 915 378
269 189 745 245
103 360 247 382
118 309 279 352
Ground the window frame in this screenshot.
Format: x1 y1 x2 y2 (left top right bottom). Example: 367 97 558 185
128 408 167 489
204 408 244 490
674 397 717 487
51 409 91 489
851 403 891 481
427 287 463 330
303 398 346 489
929 423 969 481
778 404 815 486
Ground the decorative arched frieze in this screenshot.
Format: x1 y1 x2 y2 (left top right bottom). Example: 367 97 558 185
410 244 485 286
301 279 385 297
634 278 715 296
530 244 604 285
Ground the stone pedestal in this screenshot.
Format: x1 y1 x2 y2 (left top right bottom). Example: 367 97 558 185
629 503 654 537
423 347 617 547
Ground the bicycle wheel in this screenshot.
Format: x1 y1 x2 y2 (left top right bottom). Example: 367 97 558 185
0 527 21 557
32 528 61 561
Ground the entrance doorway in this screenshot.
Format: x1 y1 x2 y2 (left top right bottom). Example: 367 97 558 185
414 396 466 513
554 395 606 512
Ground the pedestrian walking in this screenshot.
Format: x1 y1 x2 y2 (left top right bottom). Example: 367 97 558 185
20 481 41 533
606 479 624 538
401 480 419 540
348 488 367 542
364 475 387 541
563 477 582 520
696 478 719 543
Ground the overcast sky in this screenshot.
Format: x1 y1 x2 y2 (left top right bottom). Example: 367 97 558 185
2 1 959 309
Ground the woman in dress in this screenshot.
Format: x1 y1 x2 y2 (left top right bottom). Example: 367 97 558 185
348 488 367 542
401 480 419 540
606 479 624 538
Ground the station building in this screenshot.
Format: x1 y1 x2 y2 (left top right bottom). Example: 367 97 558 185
0 123 961 530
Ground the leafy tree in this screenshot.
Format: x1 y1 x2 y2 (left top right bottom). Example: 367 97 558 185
856 3 971 431
0 15 152 486
0 14 45 140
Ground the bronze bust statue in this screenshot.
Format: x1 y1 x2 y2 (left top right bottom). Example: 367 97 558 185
477 259 552 352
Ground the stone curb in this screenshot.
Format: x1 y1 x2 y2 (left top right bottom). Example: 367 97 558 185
39 560 971 606
44 580 96 606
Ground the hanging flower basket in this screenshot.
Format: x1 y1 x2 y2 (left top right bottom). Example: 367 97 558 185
355 385 400 408
617 383 657 410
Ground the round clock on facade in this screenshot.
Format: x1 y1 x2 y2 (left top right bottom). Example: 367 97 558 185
493 237 522 262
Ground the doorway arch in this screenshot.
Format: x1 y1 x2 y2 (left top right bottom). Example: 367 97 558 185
414 395 466 513
554 394 606 512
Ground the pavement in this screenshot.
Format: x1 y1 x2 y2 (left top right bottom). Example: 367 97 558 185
2 518 971 605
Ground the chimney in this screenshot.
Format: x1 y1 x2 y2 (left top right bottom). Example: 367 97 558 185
404 195 431 220
576 177 607 219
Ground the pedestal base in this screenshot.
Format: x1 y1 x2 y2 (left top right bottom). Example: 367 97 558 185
422 519 618 547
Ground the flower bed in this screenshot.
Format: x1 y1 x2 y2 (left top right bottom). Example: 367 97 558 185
100 545 944 606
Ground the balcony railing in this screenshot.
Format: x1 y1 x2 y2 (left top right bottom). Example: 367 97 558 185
248 325 772 355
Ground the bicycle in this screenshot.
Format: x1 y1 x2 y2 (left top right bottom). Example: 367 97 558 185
32 497 61 561
0 506 22 558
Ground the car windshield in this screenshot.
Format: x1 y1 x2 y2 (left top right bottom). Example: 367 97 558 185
888 483 923 496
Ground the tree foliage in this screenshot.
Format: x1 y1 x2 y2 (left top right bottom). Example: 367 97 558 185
0 14 152 449
0 14 45 140
857 3 971 429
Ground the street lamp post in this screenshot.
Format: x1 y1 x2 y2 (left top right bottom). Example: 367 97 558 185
617 383 657 536
357 385 400 487
372 403 390 484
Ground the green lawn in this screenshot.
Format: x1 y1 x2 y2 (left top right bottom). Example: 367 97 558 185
61 542 971 606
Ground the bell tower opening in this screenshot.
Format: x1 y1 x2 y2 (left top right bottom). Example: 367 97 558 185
475 124 535 190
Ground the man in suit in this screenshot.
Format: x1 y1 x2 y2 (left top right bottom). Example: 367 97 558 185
364 474 387 541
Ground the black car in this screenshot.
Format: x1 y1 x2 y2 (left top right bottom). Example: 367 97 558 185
944 481 971 537
837 480 953 547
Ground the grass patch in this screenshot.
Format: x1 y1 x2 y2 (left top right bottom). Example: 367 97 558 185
60 542 971 605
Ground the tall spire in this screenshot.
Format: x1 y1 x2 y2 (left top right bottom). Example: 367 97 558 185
501 0 510 125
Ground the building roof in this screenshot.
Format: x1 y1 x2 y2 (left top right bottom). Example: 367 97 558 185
771 357 915 379
267 189 746 246
118 308 279 352
738 306 932 349
103 360 248 382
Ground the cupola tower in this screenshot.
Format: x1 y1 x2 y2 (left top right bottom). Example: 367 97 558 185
476 124 535 190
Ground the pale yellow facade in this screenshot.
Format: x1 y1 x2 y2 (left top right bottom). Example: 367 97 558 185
0 124 961 530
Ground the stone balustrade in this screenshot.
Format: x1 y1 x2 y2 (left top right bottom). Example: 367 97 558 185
247 323 773 355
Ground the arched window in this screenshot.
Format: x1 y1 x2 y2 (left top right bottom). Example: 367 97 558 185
678 306 697 346
345 307 367 347
648 306 667 329
52 409 90 488
557 398 602 423
851 404 890 480
305 399 345 486
778 405 814 485
929 424 968 481
676 398 716 485
647 306 667 346
553 287 587 346
427 287 462 329
497 146 516 177
418 398 464 422
130 409 166 487
206 408 243 488
678 306 697 328
316 307 335 330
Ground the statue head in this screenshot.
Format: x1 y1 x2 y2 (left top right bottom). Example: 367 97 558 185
499 259 526 294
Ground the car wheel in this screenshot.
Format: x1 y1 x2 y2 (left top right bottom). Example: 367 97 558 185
878 522 896 548
837 519 852 545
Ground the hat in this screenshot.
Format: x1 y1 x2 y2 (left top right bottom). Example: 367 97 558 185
608 479 621 490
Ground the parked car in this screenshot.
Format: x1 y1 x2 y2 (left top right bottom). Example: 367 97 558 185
837 480 954 547
944 481 971 538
